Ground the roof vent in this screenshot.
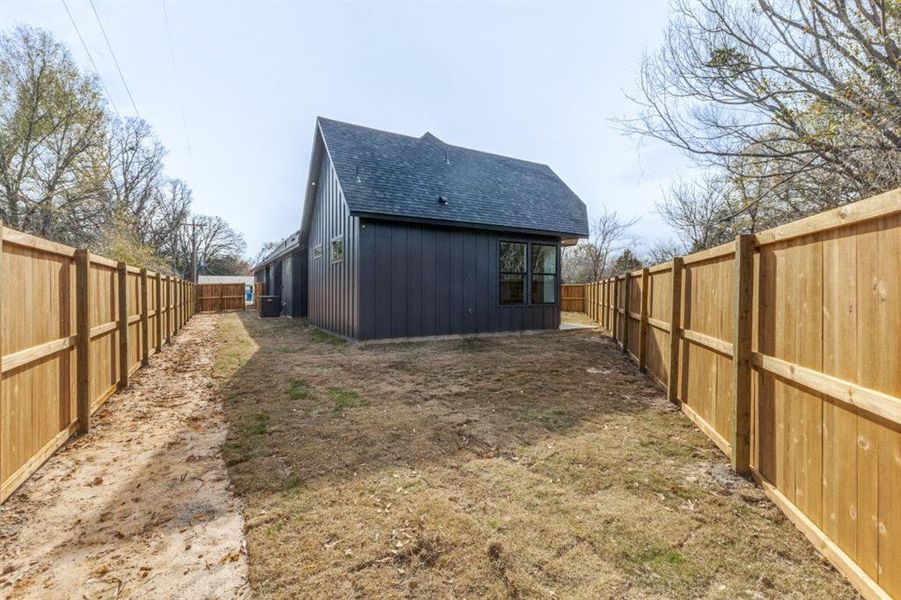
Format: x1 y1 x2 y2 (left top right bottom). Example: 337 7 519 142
438 196 448 205
354 165 362 183
444 148 451 165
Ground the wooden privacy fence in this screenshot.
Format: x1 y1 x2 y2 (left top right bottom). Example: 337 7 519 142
0 224 196 504
580 189 900 600
197 284 247 312
560 284 585 312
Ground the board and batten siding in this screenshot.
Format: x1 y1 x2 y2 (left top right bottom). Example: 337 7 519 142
357 219 560 340
307 153 359 338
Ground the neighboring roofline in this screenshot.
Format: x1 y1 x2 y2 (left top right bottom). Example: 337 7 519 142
252 229 301 271
352 211 588 239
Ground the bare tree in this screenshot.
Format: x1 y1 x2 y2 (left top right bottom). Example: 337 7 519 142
656 176 737 251
645 238 685 265
104 117 166 238
174 214 246 277
562 207 638 283
625 0 901 235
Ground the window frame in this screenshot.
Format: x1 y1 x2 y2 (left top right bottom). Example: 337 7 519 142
330 235 344 264
312 244 323 260
498 240 528 306
529 243 558 305
497 240 559 307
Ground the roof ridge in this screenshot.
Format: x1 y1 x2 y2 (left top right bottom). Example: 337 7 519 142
317 116 422 142
319 117 550 169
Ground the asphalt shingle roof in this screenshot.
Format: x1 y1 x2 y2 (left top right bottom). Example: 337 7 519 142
318 118 589 238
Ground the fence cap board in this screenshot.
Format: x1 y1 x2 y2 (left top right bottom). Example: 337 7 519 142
753 187 901 247
648 262 673 274
2 227 76 257
682 242 735 266
90 254 118 269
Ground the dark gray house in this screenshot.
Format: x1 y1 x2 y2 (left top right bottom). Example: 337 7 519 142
253 230 307 318
256 117 589 339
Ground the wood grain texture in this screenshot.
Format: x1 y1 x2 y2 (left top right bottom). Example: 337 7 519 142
1 231 193 505
579 190 900 600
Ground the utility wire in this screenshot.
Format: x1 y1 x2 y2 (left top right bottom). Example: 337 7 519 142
60 0 122 119
161 0 194 160
89 0 141 118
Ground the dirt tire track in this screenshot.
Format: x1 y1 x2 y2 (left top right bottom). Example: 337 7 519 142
0 314 249 599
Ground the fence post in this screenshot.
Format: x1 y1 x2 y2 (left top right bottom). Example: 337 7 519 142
667 257 683 405
75 249 91 434
731 234 754 476
638 268 650 371
140 268 149 366
612 277 619 343
622 275 631 354
155 272 163 353
166 276 172 344
117 262 129 389
0 224 4 470
218 284 224 313
608 280 613 335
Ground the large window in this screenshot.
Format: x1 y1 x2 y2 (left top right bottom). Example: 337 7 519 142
530 244 557 304
499 242 527 304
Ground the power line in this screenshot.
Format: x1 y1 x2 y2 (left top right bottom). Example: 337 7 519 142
161 0 194 160
88 0 141 118
60 0 122 119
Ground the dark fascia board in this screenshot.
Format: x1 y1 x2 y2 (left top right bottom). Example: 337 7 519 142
353 211 588 240
252 240 300 272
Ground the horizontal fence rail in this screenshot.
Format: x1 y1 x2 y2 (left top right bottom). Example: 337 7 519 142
0 224 196 504
575 189 901 600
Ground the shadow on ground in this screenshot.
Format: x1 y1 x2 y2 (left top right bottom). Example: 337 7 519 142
215 312 856 599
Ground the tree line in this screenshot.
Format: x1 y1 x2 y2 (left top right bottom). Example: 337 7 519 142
565 0 900 282
0 26 248 278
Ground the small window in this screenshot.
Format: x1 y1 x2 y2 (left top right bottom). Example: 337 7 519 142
499 241 526 304
331 236 344 263
312 245 323 259
531 244 557 304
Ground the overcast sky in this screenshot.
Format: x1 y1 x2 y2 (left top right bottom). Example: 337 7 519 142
1 0 692 256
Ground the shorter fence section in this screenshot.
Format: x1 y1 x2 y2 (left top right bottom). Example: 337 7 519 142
560 284 585 312
197 284 247 312
1 225 196 504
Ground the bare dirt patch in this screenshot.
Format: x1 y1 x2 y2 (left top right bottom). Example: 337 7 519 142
218 312 857 599
0 314 249 599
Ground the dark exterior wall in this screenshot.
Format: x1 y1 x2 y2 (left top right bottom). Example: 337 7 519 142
291 249 308 317
280 256 293 316
357 219 560 340
254 269 266 293
307 153 359 337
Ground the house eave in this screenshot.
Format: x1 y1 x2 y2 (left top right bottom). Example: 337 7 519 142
351 211 589 240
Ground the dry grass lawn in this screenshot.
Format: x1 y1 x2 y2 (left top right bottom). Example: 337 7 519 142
215 312 856 599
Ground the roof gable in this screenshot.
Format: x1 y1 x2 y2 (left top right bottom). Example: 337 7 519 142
314 118 589 238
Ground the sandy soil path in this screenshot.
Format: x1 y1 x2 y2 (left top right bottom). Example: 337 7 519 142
0 314 249 600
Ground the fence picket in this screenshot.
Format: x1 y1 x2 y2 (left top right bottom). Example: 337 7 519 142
570 190 900 600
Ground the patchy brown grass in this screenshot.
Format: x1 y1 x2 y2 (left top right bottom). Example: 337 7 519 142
215 313 857 599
